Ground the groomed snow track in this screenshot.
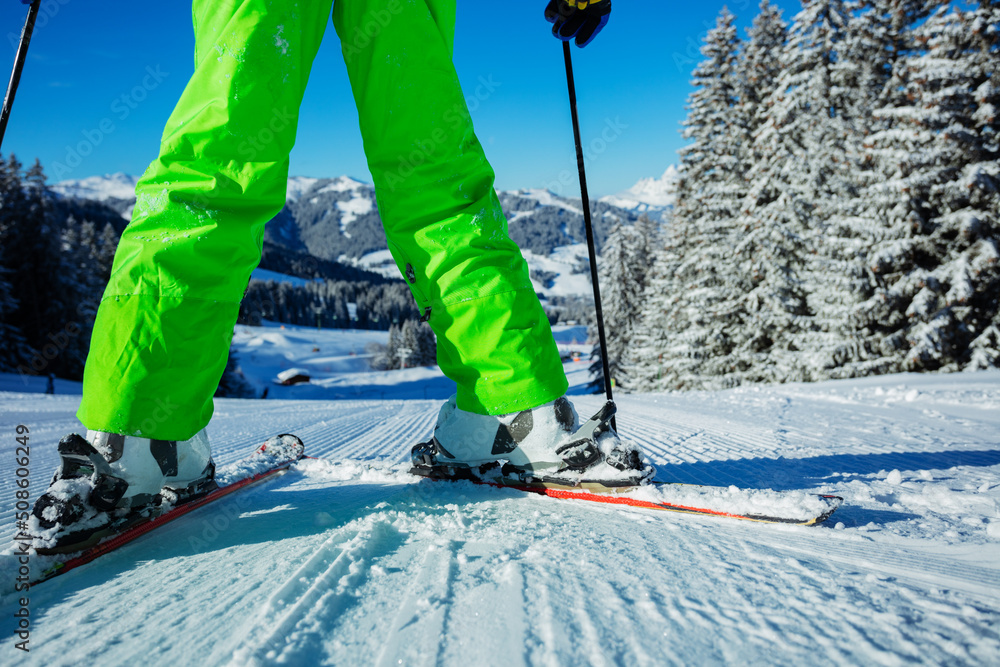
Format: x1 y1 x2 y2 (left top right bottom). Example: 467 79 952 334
2 372 999 665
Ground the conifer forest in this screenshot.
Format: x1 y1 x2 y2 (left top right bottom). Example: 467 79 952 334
606 0 997 391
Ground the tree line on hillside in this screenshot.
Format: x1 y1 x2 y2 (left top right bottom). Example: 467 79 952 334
238 278 422 330
597 0 998 392
0 156 121 381
0 156 441 385
258 241 394 285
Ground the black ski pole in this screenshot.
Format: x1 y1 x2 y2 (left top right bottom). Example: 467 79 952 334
561 40 616 431
0 0 42 151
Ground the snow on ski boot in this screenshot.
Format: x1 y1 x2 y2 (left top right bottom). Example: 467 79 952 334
28 429 216 553
410 396 654 492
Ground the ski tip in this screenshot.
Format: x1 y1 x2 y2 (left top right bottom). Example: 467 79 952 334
813 494 844 525
275 433 305 450
255 434 305 461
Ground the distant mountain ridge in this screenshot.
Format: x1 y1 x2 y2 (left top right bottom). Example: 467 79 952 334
49 172 139 221
598 165 678 221
276 176 652 262
50 172 672 300
53 172 664 258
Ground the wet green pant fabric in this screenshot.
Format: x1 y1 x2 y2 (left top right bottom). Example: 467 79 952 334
79 0 568 440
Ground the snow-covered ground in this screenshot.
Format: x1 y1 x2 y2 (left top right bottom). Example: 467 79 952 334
230 323 454 402
1 326 998 665
522 244 595 299
350 244 597 301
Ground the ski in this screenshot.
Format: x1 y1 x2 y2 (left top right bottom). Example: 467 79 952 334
495 481 842 526
413 465 842 526
18 434 305 585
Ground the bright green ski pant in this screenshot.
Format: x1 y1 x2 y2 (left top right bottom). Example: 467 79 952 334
79 0 568 440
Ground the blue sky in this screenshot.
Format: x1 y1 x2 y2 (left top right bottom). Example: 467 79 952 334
2 0 802 197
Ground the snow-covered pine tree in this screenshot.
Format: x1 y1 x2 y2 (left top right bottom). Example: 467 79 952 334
631 8 751 390
215 346 256 398
416 322 437 366
743 0 859 381
400 321 418 368
21 160 91 377
399 319 436 367
627 212 689 389
857 4 999 372
839 0 949 375
965 0 1000 368
0 156 31 371
369 323 402 370
588 221 644 392
845 0 938 118
0 156 45 355
0 265 29 371
633 213 661 268
96 222 120 279
387 322 405 368
55 219 94 376
742 0 788 122
621 213 662 388
726 0 817 385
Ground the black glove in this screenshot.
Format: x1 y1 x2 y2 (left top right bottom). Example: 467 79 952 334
544 0 612 48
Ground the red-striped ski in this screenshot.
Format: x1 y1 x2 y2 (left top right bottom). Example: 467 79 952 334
495 481 843 526
24 434 305 585
414 468 842 526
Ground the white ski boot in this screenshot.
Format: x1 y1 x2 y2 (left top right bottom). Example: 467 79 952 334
29 430 216 552
410 396 654 491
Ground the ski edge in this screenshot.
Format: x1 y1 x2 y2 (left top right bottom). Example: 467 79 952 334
496 483 843 526
411 464 843 526
409 466 843 526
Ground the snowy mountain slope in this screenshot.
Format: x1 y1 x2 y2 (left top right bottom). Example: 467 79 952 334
599 165 678 222
1 323 999 665
49 172 139 220
521 245 594 299
48 172 139 202
349 243 596 302
52 173 644 299
285 176 322 202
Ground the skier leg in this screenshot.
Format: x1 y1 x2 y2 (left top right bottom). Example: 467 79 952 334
333 1 651 488
78 0 333 440
333 0 569 417
34 0 334 550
